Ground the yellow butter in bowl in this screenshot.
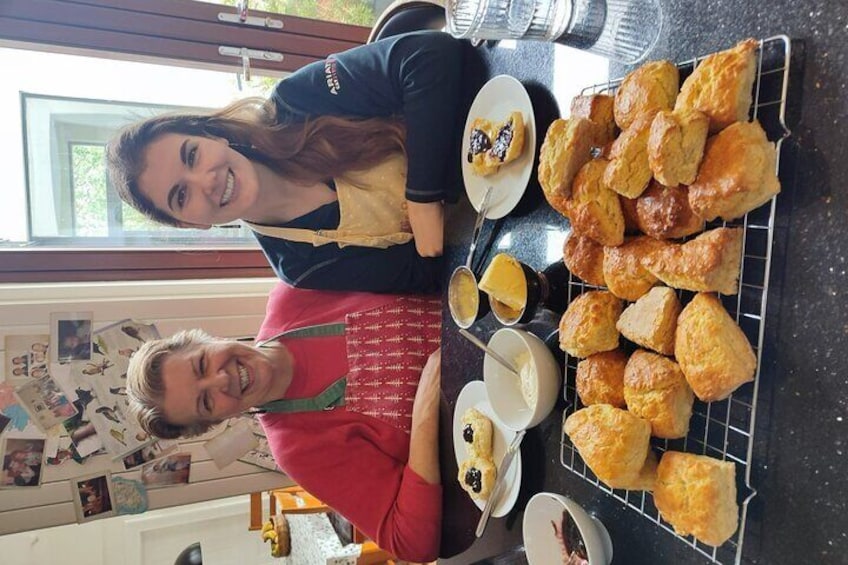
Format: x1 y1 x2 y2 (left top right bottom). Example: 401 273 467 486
478 253 527 312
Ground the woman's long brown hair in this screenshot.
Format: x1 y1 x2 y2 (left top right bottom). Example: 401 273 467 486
106 96 406 226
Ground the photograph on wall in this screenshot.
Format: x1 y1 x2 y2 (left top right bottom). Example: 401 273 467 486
0 413 10 435
14 375 78 433
70 471 115 523
50 312 94 363
3 335 50 387
111 476 149 515
62 398 104 458
239 437 280 472
140 452 192 488
0 383 38 436
121 439 178 470
68 319 159 458
0 437 45 487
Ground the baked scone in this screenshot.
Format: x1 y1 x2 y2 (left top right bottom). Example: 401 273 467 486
619 195 642 234
623 350 694 439
616 286 682 356
635 181 705 240
654 451 739 547
603 113 654 199
564 404 657 491
569 159 625 247
538 118 595 214
675 38 759 133
688 120 781 221
602 236 665 301
467 118 499 176
675 293 757 402
563 232 606 287
614 59 680 130
570 93 616 147
559 290 623 358
458 456 497 500
641 227 743 295
648 108 710 186
575 349 628 408
485 111 526 169
460 407 493 459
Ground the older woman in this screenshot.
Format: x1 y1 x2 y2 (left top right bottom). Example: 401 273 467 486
107 31 465 294
126 282 442 562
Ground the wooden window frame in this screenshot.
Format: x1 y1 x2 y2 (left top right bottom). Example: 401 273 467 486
0 0 370 282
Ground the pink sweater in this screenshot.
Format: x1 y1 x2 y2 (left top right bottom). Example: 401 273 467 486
257 283 442 562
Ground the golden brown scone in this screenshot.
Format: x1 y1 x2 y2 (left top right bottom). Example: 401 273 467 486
485 111 526 169
689 120 781 221
569 159 626 247
675 293 757 402
602 236 665 301
641 227 743 295
616 286 682 355
619 195 642 234
603 114 654 199
576 349 628 408
654 451 739 547
635 181 705 240
648 108 710 186
460 407 493 460
563 232 606 287
570 93 616 147
614 60 680 130
538 118 595 215
675 38 759 133
564 404 657 490
467 117 499 176
559 290 623 358
623 350 694 439
458 456 497 500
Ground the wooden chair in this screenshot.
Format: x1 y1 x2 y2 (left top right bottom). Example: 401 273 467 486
367 0 446 44
249 487 398 564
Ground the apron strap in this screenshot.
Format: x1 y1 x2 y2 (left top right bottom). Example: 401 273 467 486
256 376 347 414
253 321 347 414
245 221 326 244
255 322 346 347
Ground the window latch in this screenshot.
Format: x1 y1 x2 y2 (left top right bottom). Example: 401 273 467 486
218 46 284 90
218 1 284 29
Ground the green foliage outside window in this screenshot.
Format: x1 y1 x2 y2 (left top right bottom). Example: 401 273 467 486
216 0 376 27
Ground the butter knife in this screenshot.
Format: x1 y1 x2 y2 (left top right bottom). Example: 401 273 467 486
475 429 526 537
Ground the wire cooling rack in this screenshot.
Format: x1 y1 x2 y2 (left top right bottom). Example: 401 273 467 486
558 36 792 565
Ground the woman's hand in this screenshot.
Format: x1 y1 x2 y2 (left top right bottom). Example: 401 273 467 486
408 348 441 484
406 200 444 257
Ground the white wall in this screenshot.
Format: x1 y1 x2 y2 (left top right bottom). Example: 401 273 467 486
0 278 293 538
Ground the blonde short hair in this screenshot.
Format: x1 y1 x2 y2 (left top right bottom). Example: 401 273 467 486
126 329 217 439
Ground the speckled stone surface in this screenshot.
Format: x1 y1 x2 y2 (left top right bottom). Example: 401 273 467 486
439 1 848 564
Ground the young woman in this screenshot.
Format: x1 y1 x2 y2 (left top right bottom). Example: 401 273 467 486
126 282 443 562
107 31 465 293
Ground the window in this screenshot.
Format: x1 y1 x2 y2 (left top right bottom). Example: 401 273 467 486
20 93 257 248
0 0 368 282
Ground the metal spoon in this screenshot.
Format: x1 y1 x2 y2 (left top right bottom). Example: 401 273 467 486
465 185 494 270
458 328 520 377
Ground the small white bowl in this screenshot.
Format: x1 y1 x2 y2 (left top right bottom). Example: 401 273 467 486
483 328 561 431
523 492 613 565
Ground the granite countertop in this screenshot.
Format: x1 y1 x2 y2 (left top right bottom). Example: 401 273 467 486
439 1 848 563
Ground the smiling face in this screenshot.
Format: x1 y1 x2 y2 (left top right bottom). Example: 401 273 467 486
136 133 261 228
159 339 290 428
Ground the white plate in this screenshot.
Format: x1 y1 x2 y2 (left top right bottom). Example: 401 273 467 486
461 75 536 219
452 380 522 518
